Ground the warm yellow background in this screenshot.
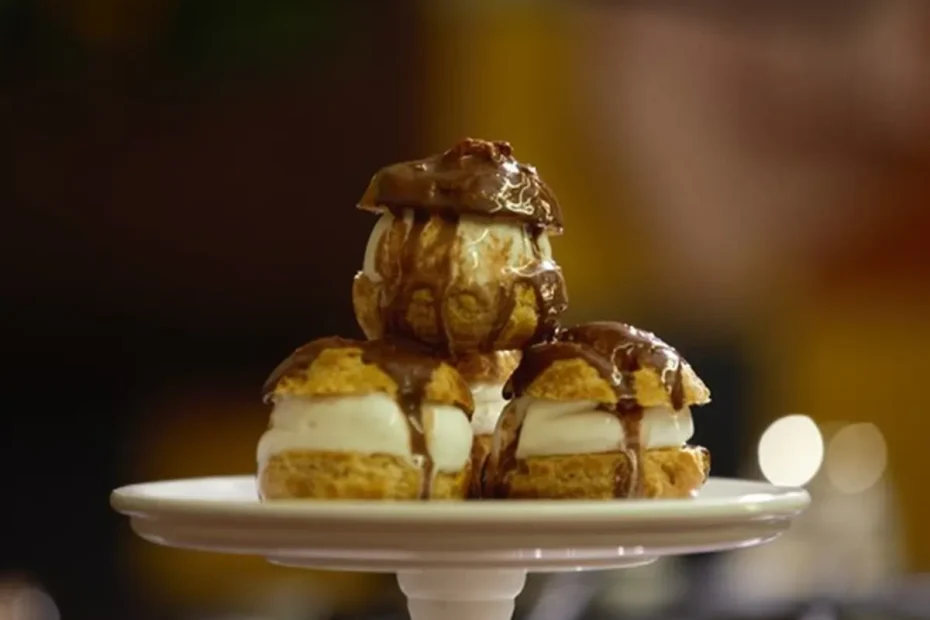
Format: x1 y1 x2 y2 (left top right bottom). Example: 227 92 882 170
421 3 930 571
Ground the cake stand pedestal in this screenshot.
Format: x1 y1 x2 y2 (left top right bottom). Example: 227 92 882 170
398 569 524 620
111 476 809 620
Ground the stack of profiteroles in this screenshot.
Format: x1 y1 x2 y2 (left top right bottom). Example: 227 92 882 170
257 139 711 501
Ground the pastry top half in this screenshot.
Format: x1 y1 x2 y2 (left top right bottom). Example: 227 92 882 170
357 138 564 234
505 322 711 410
263 336 475 415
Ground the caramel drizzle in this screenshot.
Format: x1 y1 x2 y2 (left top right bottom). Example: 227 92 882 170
497 323 687 499
263 338 470 499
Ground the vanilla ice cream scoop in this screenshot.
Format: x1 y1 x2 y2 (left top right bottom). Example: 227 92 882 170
352 138 569 354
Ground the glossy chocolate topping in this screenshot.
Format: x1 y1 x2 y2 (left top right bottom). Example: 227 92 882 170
362 210 568 354
357 138 564 233
505 322 686 410
263 336 472 499
495 322 691 500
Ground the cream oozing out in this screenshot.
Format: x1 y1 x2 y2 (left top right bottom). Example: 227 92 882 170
257 393 473 473
495 397 695 460
469 382 510 436
362 210 553 286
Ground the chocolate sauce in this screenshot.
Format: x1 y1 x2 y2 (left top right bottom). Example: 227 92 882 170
488 399 529 499
380 210 462 352
621 409 644 498
491 426 521 499
373 210 567 355
500 322 689 499
263 337 473 499
597 402 643 498
487 226 568 346
358 138 565 234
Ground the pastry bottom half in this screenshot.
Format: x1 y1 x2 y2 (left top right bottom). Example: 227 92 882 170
488 445 710 499
259 450 471 500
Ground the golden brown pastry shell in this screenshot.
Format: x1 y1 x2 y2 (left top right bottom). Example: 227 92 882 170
268 343 473 412
486 445 710 500
522 358 710 409
259 450 471 500
454 351 522 385
354 272 545 354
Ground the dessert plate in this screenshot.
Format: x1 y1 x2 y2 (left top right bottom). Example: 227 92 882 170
112 476 808 620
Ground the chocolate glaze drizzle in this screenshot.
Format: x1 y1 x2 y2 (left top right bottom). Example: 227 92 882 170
497 322 688 499
358 138 565 234
380 209 460 351
358 139 569 354
369 209 568 355
263 337 474 499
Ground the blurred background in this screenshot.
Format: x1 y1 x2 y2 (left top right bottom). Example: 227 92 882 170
3 0 930 618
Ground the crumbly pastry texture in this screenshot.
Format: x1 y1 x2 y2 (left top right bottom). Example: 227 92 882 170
267 342 474 413
489 446 710 500
260 450 471 500
521 358 710 408
353 271 546 353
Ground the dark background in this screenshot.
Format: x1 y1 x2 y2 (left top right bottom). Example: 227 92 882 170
3 1 929 618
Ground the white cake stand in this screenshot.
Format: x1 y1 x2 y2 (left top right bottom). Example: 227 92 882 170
111 476 809 620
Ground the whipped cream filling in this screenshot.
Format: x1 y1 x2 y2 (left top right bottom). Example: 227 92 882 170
362 210 553 286
508 398 694 460
469 382 509 437
257 393 473 473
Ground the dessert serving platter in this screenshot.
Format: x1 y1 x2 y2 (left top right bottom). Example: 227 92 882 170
111 475 809 620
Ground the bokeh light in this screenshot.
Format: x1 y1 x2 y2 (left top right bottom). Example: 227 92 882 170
824 423 888 495
0 576 60 620
758 414 824 487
